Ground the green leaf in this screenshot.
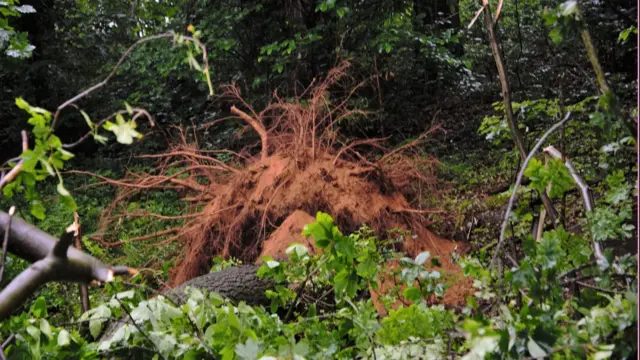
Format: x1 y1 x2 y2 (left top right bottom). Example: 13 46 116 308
235 338 260 360
57 148 75 160
356 258 376 278
57 329 71 347
30 200 46 220
93 133 109 144
31 296 47 318
403 286 422 301
40 158 55 176
89 305 111 339
103 114 143 144
527 337 547 359
26 325 40 340
537 230 564 270
227 304 242 332
39 319 52 340
80 109 93 129
334 269 350 296
265 260 280 268
57 182 71 197
60 194 78 211
414 251 430 266
46 134 62 148
549 27 563 44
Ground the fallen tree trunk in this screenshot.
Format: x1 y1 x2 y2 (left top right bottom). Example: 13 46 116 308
165 264 274 305
100 265 275 342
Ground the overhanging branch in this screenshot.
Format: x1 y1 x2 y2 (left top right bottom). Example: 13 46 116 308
0 212 137 320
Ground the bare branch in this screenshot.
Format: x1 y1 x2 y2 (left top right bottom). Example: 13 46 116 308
0 131 28 192
62 108 155 150
490 112 572 269
73 213 90 313
52 32 211 130
544 145 621 271
0 207 15 284
0 212 137 320
481 0 558 223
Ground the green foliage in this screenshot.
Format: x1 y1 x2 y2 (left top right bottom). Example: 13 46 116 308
0 0 35 58
524 158 574 199
1 209 637 359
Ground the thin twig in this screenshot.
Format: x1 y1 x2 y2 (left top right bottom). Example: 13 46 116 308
0 333 15 359
285 257 328 322
0 131 28 192
52 32 211 130
0 207 15 284
490 112 572 269
73 213 90 313
575 281 621 294
544 145 620 272
557 261 596 280
119 281 217 358
62 108 154 149
114 296 168 360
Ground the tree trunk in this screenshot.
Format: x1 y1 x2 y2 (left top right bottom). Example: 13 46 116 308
165 265 274 305
100 265 275 341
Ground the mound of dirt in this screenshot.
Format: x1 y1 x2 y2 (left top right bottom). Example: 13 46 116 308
370 230 473 315
257 210 317 262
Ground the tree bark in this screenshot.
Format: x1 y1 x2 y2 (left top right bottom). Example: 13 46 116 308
101 265 275 342
165 265 274 305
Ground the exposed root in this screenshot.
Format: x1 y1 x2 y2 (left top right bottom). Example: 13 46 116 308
87 62 470 306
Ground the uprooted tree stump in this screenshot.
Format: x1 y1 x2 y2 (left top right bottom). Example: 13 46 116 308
90 62 474 310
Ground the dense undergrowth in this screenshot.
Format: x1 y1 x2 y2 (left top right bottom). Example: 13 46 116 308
0 208 636 359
